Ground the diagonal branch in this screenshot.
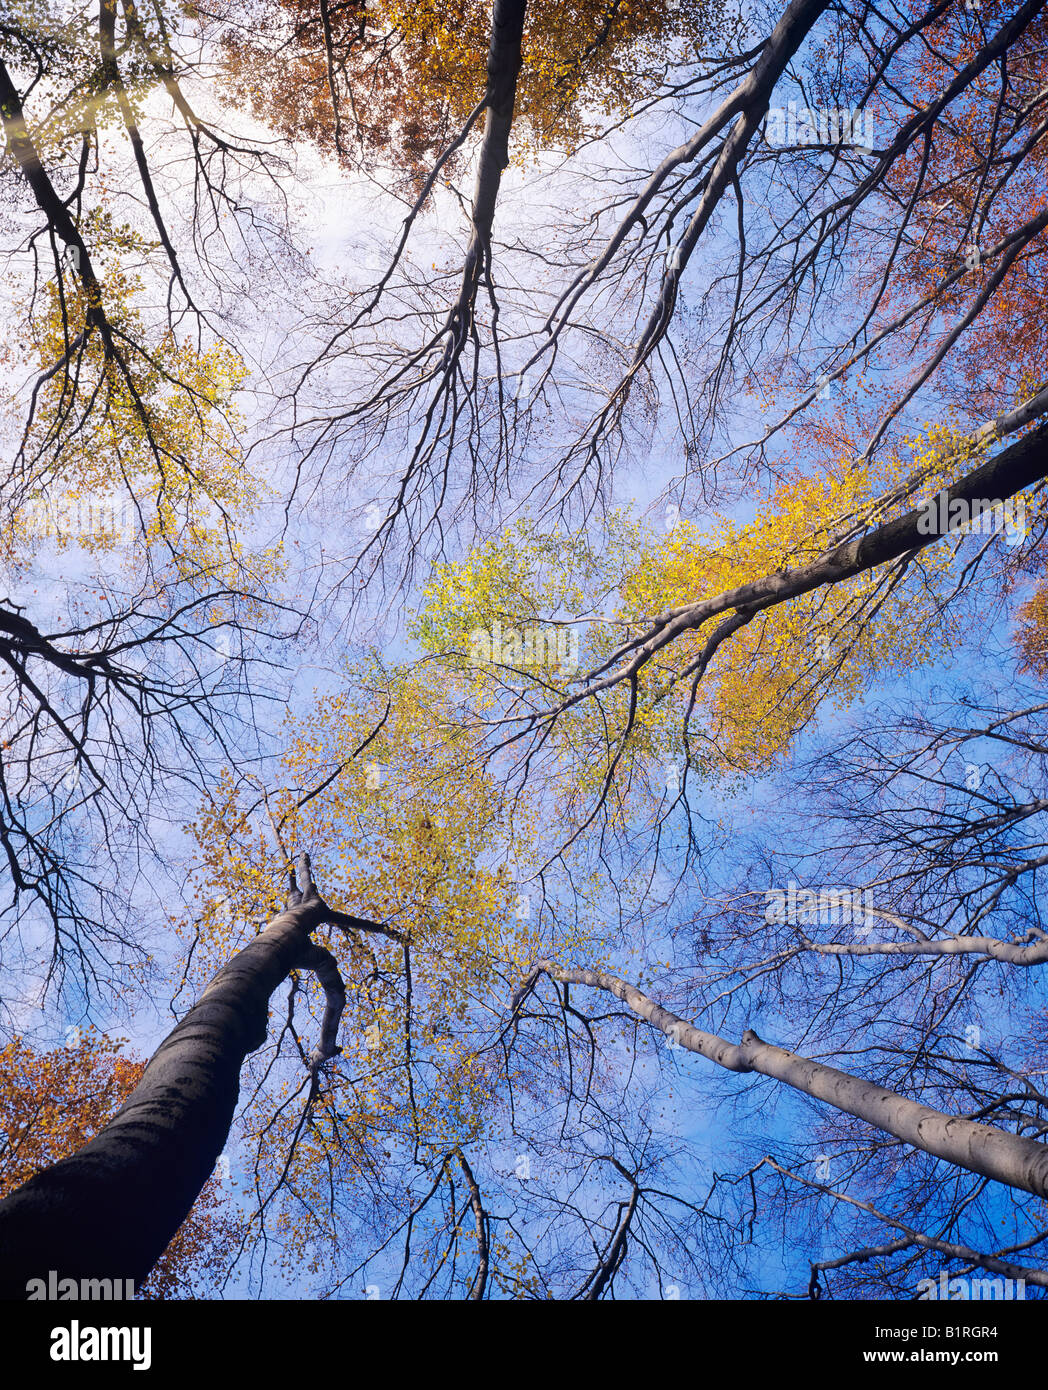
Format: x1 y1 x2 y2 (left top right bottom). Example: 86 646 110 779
517 960 1048 1199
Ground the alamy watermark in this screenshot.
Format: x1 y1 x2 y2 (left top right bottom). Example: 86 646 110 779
917 1271 1025 1301
916 493 1027 546
49 1321 151 1371
468 620 579 675
764 102 875 153
27 1271 135 1300
764 881 874 926
20 491 136 545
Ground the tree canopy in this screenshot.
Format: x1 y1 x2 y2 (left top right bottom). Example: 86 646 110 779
1 0 1048 1327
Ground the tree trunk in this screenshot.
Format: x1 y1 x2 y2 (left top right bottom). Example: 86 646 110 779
0 864 331 1298
447 0 527 350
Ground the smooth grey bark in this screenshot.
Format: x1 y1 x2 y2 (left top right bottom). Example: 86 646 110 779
796 931 1048 965
517 960 1048 1200
0 857 364 1298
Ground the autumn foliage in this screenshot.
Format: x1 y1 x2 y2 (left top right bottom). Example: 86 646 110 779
209 0 723 180
0 1031 241 1298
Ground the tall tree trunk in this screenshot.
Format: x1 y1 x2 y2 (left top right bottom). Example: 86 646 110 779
0 858 343 1298
470 0 527 246
446 0 527 352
